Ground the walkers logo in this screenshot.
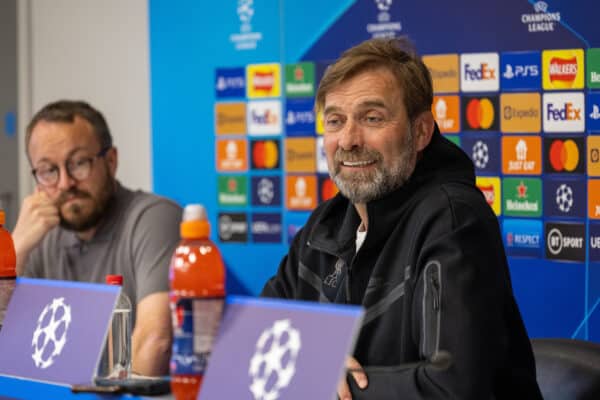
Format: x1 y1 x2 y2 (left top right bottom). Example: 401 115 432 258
215 67 245 98
588 136 600 176
215 102 246 135
502 177 542 217
217 175 248 207
460 53 499 92
587 93 600 132
432 96 460 133
589 180 600 219
590 224 600 262
461 135 500 174
251 139 280 170
316 137 328 173
319 175 338 203
587 48 600 89
500 93 541 133
247 64 281 98
422 54 459 93
502 136 542 175
542 49 584 90
545 222 585 262
247 100 282 136
500 51 541 91
543 92 584 133
285 138 316 173
503 219 543 258
218 212 248 243
461 96 499 131
476 177 501 215
251 176 281 206
285 99 316 136
286 175 317 210
285 62 315 97
543 179 586 218
216 139 248 172
251 213 282 243
544 137 584 174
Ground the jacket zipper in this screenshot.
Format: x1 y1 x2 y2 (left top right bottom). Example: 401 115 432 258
422 261 442 357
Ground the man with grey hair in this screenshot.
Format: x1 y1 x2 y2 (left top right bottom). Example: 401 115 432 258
12 100 181 377
261 38 542 399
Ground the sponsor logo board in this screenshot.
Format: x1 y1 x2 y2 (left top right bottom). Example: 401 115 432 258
251 213 282 243
215 67 245 98
545 222 585 262
588 136 600 176
285 98 316 136
422 54 459 93
246 63 281 98
460 53 499 92
503 218 543 258
542 49 585 90
432 95 460 133
587 48 600 89
500 51 541 90
476 176 501 215
587 93 600 132
218 212 248 243
502 136 542 175
217 175 248 206
251 176 281 207
216 139 248 172
215 102 246 135
589 180 600 219
500 92 541 133
285 62 315 97
543 179 586 218
285 138 316 173
250 139 280 170
286 175 317 210
247 100 282 136
590 223 600 262
543 137 585 174
543 92 585 133
461 95 499 131
502 177 542 217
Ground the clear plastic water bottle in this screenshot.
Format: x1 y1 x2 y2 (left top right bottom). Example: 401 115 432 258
169 204 226 400
0 209 16 331
97 274 132 379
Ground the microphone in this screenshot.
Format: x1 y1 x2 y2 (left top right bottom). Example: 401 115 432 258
347 350 453 374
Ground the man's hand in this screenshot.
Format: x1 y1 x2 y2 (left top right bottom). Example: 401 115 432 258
338 356 368 400
12 190 59 275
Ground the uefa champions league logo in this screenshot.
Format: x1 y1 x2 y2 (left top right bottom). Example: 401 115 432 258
238 0 254 32
472 140 489 169
31 297 72 369
374 0 392 22
249 319 301 400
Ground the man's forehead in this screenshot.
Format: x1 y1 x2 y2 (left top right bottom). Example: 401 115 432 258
28 116 99 160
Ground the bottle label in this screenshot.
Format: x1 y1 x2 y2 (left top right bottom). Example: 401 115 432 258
171 297 224 375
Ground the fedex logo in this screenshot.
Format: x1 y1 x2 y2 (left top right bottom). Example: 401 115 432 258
546 102 582 121
464 63 496 81
247 100 282 136
461 53 499 92
543 92 585 133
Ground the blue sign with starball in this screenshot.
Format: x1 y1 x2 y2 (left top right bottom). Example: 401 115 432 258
215 67 246 98
251 175 282 206
251 213 282 243
587 93 600 133
543 179 586 219
460 134 501 175
285 98 316 136
500 51 541 91
503 218 543 258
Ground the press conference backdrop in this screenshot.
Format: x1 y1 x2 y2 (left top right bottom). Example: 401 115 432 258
149 0 600 341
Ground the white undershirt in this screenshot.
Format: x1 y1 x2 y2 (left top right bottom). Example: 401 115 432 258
355 228 367 253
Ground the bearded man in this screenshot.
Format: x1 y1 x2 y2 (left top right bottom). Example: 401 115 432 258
261 38 543 399
13 100 181 377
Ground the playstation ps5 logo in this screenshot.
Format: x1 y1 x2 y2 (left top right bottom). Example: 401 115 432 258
590 104 600 120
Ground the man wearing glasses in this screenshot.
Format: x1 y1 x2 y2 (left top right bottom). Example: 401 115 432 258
12 100 181 377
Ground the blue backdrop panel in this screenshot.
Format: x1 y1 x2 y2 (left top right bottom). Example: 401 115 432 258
149 0 600 340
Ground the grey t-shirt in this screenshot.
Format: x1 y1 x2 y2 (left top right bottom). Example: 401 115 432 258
23 183 182 326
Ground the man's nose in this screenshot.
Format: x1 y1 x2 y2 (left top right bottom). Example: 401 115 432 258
56 167 76 191
338 119 363 151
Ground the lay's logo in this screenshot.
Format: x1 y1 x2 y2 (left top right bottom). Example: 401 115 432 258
543 92 584 132
542 49 584 90
247 63 281 98
461 53 499 92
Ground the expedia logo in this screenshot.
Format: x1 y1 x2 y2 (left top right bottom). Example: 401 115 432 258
545 222 585 261
500 93 540 133
285 137 316 173
422 54 459 93
461 96 499 131
543 92 584 132
589 136 600 176
460 53 499 92
503 106 539 120
544 137 584 174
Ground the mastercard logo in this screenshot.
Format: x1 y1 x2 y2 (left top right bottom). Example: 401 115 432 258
461 96 498 131
548 139 579 172
251 140 280 169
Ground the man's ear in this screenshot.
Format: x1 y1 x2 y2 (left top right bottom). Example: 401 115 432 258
105 147 118 177
414 111 435 152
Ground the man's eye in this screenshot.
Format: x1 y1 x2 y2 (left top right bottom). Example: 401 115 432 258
38 167 57 177
325 117 343 129
363 114 384 125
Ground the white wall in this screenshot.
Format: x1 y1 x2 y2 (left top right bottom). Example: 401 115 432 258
18 0 151 201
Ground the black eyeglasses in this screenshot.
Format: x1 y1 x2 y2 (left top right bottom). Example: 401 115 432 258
31 147 111 187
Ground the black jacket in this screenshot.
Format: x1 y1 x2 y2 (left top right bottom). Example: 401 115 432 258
261 128 542 399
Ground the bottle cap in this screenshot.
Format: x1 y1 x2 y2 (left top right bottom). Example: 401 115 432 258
180 204 210 239
106 274 123 286
0 210 5 226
